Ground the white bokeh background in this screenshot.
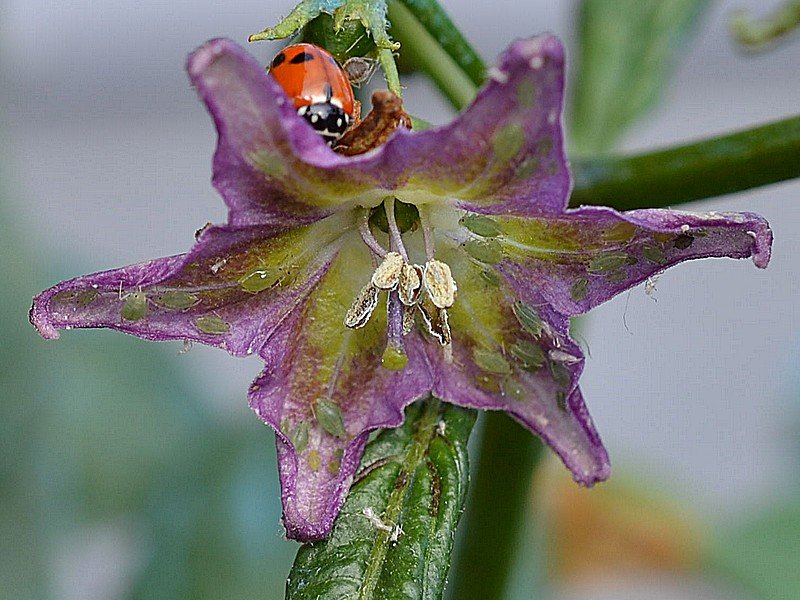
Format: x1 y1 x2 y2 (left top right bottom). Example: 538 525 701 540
2 1 798 598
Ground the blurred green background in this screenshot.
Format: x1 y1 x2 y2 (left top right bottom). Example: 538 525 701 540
2 0 799 598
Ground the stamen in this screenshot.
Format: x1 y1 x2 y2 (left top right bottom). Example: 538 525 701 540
384 197 409 262
418 205 436 260
358 209 388 258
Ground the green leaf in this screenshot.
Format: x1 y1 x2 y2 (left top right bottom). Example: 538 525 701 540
570 0 709 154
710 503 800 600
571 114 800 209
286 399 476 600
730 2 800 52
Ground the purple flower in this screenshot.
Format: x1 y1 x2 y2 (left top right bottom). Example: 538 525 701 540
30 36 772 542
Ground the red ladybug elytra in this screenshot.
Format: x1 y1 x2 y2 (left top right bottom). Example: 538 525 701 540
268 43 356 144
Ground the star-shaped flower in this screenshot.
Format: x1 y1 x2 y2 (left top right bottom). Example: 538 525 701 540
30 36 772 542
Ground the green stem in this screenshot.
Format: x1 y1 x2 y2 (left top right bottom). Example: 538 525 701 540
377 47 403 97
571 114 800 210
358 396 443 599
387 0 478 111
396 0 487 86
448 412 544 600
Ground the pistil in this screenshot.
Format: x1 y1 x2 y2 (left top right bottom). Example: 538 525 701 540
384 197 410 262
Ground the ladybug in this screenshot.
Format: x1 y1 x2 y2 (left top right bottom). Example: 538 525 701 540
268 43 356 144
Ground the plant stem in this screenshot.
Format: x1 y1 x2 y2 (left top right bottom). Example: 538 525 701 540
387 0 478 111
570 114 800 210
448 412 544 600
396 0 487 86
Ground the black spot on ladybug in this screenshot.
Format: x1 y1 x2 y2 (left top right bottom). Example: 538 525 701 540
290 51 315 64
673 234 694 249
271 52 286 69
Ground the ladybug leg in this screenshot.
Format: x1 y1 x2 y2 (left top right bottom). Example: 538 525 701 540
334 91 411 156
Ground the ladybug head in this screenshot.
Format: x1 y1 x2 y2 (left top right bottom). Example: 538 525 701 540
297 103 351 145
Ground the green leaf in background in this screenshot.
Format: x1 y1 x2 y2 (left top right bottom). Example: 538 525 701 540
710 503 800 600
571 114 800 209
570 0 709 155
730 1 800 52
286 399 476 600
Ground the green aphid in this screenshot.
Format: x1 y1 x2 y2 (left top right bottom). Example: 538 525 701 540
510 339 546 371
536 136 553 157
493 123 525 162
460 214 504 238
512 301 544 337
307 450 321 472
556 391 568 412
602 221 637 243
473 348 513 375
121 291 148 321
502 378 526 401
463 238 504 264
327 459 341 476
642 244 667 264
239 269 280 293
587 252 632 273
475 374 502 394
515 157 540 180
155 290 198 310
479 269 501 286
673 233 694 249
570 278 589 301
291 422 309 453
314 398 347 439
605 271 628 284
75 289 99 307
549 361 571 389
195 315 230 334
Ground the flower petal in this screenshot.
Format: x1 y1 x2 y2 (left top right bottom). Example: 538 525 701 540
189 36 570 224
389 35 571 216
492 207 772 316
423 241 610 485
247 240 433 541
30 215 353 355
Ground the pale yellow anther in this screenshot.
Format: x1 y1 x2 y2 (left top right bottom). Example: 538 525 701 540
398 263 422 306
423 260 457 309
371 252 404 290
344 284 379 329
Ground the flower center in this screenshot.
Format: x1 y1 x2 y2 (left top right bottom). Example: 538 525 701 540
345 197 458 368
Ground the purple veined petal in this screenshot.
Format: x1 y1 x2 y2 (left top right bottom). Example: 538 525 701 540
247 240 434 541
30 215 353 356
388 34 571 216
188 36 571 226
492 206 772 317
422 241 610 485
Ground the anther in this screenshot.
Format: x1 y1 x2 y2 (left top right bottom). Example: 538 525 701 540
371 252 404 290
344 284 379 329
423 260 457 309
